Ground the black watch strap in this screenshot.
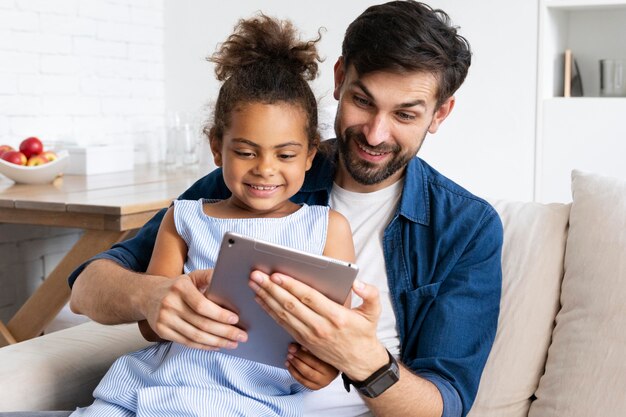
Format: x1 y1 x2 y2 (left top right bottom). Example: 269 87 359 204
342 349 400 398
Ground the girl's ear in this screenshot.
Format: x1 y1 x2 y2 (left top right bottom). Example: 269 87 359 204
210 137 223 167
305 147 317 171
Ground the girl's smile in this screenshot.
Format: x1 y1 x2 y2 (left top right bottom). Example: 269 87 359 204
210 102 316 218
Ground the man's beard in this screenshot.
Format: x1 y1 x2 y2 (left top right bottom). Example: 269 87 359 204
337 126 417 186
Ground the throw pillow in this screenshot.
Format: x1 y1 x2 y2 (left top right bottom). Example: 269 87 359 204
469 200 570 417
528 170 626 416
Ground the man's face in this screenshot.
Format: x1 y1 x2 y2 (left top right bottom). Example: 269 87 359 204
332 59 454 192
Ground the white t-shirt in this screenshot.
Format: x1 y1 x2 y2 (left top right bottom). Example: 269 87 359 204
303 180 403 417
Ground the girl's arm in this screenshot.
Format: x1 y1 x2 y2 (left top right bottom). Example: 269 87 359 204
287 208 355 389
146 206 188 277
323 209 356 265
324 209 356 308
138 206 188 341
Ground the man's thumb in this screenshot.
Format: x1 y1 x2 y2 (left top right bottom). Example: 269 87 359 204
352 280 381 320
188 268 213 292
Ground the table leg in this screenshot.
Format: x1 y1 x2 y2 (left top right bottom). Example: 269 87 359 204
0 321 16 345
0 229 131 347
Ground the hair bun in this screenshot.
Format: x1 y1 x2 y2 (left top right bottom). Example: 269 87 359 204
210 14 321 82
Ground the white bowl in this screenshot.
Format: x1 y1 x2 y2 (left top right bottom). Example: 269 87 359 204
0 150 70 184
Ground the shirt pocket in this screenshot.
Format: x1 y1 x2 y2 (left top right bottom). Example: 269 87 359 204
402 281 443 339
409 281 443 299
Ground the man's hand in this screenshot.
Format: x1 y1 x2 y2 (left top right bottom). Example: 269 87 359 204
249 271 445 417
286 343 339 390
248 271 389 380
142 269 248 351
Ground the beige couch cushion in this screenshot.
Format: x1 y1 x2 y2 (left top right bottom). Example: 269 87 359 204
529 170 626 417
0 321 150 411
468 200 570 417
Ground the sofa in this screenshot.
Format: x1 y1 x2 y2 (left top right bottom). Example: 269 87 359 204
0 170 624 416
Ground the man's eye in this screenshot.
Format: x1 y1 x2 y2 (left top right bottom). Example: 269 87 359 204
396 112 415 121
353 95 370 107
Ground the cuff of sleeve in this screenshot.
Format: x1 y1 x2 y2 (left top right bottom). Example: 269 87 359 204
67 252 133 288
415 370 463 417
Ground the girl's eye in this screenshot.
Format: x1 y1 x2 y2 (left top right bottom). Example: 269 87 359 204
278 153 296 160
234 150 255 158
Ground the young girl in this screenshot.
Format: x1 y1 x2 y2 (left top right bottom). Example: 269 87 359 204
70 14 354 417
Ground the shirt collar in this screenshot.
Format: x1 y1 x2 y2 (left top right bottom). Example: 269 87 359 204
398 157 430 226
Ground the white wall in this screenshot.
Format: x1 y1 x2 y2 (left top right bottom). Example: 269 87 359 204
420 1 538 201
163 0 539 201
0 0 166 164
0 0 540 327
0 0 165 324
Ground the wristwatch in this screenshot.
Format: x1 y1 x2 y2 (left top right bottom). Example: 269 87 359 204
342 349 400 398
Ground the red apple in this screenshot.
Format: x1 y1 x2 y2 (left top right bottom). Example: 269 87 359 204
41 150 58 162
0 145 14 157
26 154 49 166
19 137 44 158
1 150 27 165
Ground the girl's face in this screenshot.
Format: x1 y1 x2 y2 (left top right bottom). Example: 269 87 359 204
211 102 316 217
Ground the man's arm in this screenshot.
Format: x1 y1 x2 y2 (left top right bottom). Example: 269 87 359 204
69 170 243 348
70 259 248 350
70 258 161 324
366 365 443 417
249 274 443 417
249 209 503 417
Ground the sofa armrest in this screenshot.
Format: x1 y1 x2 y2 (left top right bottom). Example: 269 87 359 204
0 321 151 412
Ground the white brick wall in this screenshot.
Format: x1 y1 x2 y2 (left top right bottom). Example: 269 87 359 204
0 0 166 158
0 0 166 329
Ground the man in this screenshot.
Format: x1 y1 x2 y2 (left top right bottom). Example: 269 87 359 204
15 2 502 417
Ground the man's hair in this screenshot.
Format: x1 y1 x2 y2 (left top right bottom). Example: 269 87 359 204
342 0 471 107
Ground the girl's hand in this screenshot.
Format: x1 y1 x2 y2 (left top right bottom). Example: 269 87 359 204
286 343 339 390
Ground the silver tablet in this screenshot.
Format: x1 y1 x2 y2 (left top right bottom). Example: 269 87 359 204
206 231 359 368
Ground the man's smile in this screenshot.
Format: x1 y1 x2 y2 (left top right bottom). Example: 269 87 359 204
356 141 391 157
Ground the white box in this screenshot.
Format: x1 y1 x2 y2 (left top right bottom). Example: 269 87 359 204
65 145 134 175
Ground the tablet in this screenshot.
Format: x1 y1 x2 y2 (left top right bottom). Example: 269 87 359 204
206 231 359 368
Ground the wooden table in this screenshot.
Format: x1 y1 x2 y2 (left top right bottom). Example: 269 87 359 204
0 165 202 346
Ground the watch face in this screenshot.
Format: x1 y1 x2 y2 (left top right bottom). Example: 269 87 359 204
343 350 400 398
366 370 400 397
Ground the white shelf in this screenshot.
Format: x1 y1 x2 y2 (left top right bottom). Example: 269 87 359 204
545 96 626 104
544 0 626 10
539 5 626 98
535 0 626 202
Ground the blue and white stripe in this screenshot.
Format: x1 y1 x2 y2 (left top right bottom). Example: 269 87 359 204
71 199 330 417
175 199 328 273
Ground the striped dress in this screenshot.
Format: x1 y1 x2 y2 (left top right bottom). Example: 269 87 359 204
71 199 330 417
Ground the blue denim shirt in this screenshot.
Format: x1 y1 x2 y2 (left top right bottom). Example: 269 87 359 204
68 140 502 417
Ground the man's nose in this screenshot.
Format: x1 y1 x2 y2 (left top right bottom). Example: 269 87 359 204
362 114 390 147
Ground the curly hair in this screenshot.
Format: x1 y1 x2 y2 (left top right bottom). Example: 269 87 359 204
205 14 323 151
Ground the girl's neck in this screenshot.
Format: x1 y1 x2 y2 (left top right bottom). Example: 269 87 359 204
203 198 301 219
